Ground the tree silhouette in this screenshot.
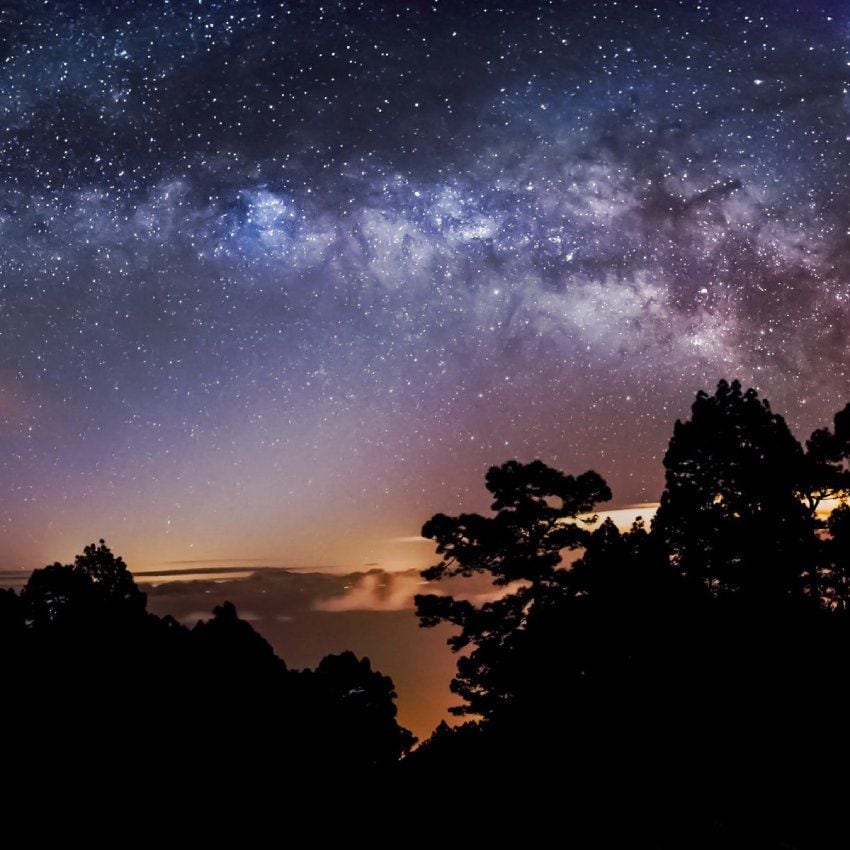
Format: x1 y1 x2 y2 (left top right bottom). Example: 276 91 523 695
803 400 850 510
410 384 850 845
0 540 414 782
72 538 145 609
415 458 610 718
8 381 850 843
803 402 850 601
305 652 416 767
822 503 850 610
652 379 816 598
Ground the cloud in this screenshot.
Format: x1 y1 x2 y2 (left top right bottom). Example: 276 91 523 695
314 571 427 612
595 503 660 531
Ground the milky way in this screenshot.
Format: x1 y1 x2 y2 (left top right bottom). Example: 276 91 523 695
3 1 850 570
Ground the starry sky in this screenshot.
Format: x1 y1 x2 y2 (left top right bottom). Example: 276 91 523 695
4 0 850 574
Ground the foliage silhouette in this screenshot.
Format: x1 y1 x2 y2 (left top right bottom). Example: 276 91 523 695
823 503 850 610
8 379 850 842
0 540 414 786
411 380 850 846
415 459 611 718
652 379 815 597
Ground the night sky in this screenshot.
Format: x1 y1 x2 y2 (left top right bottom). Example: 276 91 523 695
4 0 850 578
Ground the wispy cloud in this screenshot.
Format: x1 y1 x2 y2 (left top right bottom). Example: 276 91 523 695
595 503 660 530
162 557 279 566
314 571 427 612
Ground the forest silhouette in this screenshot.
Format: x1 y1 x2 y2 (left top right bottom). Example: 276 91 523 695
5 379 850 843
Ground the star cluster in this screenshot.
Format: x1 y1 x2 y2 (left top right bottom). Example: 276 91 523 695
3 0 850 569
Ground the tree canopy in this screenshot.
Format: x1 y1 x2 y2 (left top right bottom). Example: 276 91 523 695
409 380 850 845
0 539 414 785
415 459 610 718
6 380 850 844
652 379 813 596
